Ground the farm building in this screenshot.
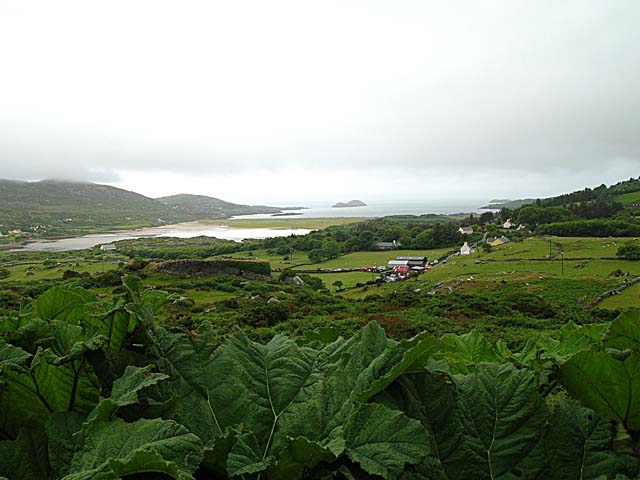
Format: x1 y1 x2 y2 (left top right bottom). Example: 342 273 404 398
460 242 473 255
387 260 410 268
490 236 511 247
100 244 117 251
502 219 513 229
375 240 401 250
395 256 427 266
458 226 473 235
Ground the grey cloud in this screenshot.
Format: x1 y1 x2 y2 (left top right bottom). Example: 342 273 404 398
0 0 639 192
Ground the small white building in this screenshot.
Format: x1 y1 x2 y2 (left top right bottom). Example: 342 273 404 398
458 226 474 235
100 244 117 251
502 219 513 229
460 242 473 255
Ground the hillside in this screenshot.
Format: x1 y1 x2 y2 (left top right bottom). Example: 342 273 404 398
480 198 535 209
0 180 285 237
157 193 285 217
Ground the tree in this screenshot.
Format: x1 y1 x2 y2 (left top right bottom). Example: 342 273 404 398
617 241 640 260
333 280 344 291
480 242 492 254
0 268 10 279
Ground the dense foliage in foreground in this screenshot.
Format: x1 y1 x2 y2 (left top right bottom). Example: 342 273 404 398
0 276 639 479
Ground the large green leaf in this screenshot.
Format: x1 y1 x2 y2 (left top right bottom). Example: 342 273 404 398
355 332 441 402
558 350 640 431
544 399 638 480
46 412 85 478
0 428 50 480
86 364 168 425
202 427 241 479
32 286 97 325
3 318 54 354
206 332 315 459
537 321 605 365
379 363 548 479
0 323 104 435
344 403 429 479
64 418 203 480
149 322 430 478
227 432 274 477
437 332 508 373
276 322 393 454
458 363 548 477
605 310 640 352
90 302 133 351
142 324 221 442
268 437 336 480
0 338 30 370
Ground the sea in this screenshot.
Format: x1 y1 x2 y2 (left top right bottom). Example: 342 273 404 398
234 200 489 219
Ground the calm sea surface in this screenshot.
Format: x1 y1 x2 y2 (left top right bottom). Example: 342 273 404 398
234 201 488 219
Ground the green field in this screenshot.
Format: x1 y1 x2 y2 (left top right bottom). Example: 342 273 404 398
599 282 640 309
1 259 120 281
315 271 378 289
335 237 640 307
209 217 364 229
295 248 454 270
614 190 640 205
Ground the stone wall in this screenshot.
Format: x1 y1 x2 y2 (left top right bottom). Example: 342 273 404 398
156 259 272 281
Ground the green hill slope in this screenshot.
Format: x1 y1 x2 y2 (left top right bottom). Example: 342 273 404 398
0 180 285 236
157 193 284 217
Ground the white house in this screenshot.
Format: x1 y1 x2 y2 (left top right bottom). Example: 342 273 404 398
458 226 473 235
502 219 513 229
460 242 472 255
100 244 116 251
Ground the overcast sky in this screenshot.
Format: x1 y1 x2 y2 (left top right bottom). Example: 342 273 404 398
1 1 639 205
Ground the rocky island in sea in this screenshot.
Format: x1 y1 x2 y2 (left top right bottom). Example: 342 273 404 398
332 200 367 208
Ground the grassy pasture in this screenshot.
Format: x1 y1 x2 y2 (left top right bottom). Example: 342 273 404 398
294 248 455 271
315 272 376 289
338 237 640 303
1 259 120 282
599 282 640 309
613 190 640 205
209 217 364 229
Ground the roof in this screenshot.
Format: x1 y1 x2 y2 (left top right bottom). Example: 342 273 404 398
375 242 397 247
499 236 511 243
388 260 410 266
459 226 473 233
486 237 497 243
100 244 116 250
395 256 427 262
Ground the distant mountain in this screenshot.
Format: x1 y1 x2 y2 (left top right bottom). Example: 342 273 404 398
332 200 367 208
0 179 286 236
480 199 535 210
157 193 285 217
